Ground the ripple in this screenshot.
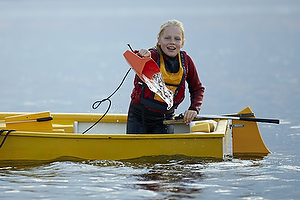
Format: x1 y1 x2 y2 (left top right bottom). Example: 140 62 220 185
279 165 300 172
290 125 300 129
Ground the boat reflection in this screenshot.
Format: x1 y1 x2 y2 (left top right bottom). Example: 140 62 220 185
122 155 221 198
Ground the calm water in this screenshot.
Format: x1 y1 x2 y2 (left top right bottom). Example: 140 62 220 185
1 0 300 199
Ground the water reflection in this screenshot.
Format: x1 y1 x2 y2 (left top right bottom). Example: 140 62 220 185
121 155 218 199
133 168 204 198
0 156 213 199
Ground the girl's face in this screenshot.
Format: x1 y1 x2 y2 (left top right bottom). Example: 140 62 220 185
158 26 184 57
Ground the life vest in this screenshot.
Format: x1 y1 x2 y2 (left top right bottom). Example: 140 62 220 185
140 48 186 113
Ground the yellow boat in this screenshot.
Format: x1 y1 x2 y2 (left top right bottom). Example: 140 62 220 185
0 107 271 163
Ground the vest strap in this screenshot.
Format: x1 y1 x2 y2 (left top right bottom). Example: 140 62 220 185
139 83 177 113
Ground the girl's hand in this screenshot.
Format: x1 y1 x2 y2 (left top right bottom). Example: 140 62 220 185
184 110 197 125
138 49 151 57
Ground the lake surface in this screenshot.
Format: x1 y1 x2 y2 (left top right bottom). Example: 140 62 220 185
0 0 300 199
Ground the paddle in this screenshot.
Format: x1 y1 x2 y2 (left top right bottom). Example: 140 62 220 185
164 113 279 124
216 113 254 117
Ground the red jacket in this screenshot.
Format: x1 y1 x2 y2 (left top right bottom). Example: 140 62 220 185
130 48 205 113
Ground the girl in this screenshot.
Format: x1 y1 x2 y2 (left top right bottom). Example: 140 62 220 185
126 20 205 134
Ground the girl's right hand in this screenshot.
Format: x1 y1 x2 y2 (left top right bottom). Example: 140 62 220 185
138 49 151 57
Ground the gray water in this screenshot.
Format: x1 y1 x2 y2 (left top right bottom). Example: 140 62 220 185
0 0 300 199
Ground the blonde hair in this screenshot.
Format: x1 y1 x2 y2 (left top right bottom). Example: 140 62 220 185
156 20 185 46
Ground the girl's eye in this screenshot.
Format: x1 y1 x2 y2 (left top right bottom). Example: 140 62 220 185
163 36 181 41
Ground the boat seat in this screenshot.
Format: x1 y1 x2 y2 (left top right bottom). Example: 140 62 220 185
1 111 73 133
0 123 6 129
52 124 74 133
191 121 215 133
4 111 53 132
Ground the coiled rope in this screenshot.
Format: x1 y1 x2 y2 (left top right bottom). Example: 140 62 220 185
81 67 131 134
81 44 134 134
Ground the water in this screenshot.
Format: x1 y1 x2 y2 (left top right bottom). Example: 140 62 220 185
143 73 174 110
1 155 299 199
1 0 300 199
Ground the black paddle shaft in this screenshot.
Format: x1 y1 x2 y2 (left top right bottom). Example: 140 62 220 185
239 117 280 124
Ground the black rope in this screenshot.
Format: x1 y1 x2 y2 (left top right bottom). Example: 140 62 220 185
81 44 134 134
81 68 131 134
0 129 16 148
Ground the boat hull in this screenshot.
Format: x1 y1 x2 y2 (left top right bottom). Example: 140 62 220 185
0 130 226 161
0 106 272 162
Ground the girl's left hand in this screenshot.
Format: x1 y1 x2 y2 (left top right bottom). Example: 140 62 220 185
184 110 197 125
